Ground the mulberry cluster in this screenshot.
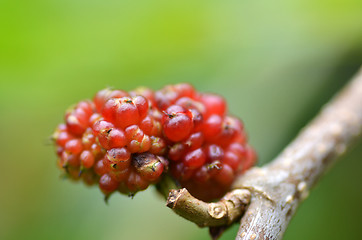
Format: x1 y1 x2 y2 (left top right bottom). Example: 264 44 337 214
52 84 256 201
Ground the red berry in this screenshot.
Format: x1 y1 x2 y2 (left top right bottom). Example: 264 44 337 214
183 132 204 150
133 95 149 119
214 116 243 147
183 148 206 169
89 113 102 126
223 151 242 172
170 162 195 181
175 97 205 113
92 120 114 135
102 97 140 128
214 164 234 186
66 114 87 136
149 136 166 155
77 100 95 116
133 153 165 182
228 143 247 158
65 139 83 155
108 168 130 182
80 150 95 168
155 86 179 110
94 88 112 111
139 113 162 137
189 108 204 132
94 88 128 112
102 99 118 124
166 105 188 115
130 87 156 107
94 159 109 176
81 170 97 186
61 151 80 167
202 114 222 140
174 83 196 98
162 106 193 142
126 171 149 192
194 166 210 183
128 135 151 153
54 130 73 147
99 173 119 194
150 109 163 122
200 93 227 118
168 143 186 161
82 128 95 149
124 125 151 153
206 144 224 161
98 128 127 150
125 125 144 142
141 160 164 182
150 120 162 137
139 115 154 135
64 102 94 136
104 148 131 171
90 143 102 157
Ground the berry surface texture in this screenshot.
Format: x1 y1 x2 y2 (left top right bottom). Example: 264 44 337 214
52 83 257 201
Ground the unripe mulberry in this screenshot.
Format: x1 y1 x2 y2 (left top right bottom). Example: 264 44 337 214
52 83 256 201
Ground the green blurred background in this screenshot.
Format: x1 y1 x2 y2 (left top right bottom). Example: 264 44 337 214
0 0 361 239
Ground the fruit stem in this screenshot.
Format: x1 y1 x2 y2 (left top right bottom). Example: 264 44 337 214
156 174 180 199
166 188 251 228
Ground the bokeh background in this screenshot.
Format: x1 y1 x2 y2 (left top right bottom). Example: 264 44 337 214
0 0 361 239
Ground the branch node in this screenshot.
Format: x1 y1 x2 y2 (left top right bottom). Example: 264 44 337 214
166 189 182 208
166 188 251 227
208 203 227 219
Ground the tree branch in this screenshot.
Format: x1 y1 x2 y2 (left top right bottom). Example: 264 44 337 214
165 67 362 240
166 188 251 227
234 67 362 240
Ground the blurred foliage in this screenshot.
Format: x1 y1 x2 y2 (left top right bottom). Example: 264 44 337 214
0 0 361 239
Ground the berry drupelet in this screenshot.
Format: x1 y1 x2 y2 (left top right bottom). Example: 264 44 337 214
154 84 256 201
52 84 256 201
